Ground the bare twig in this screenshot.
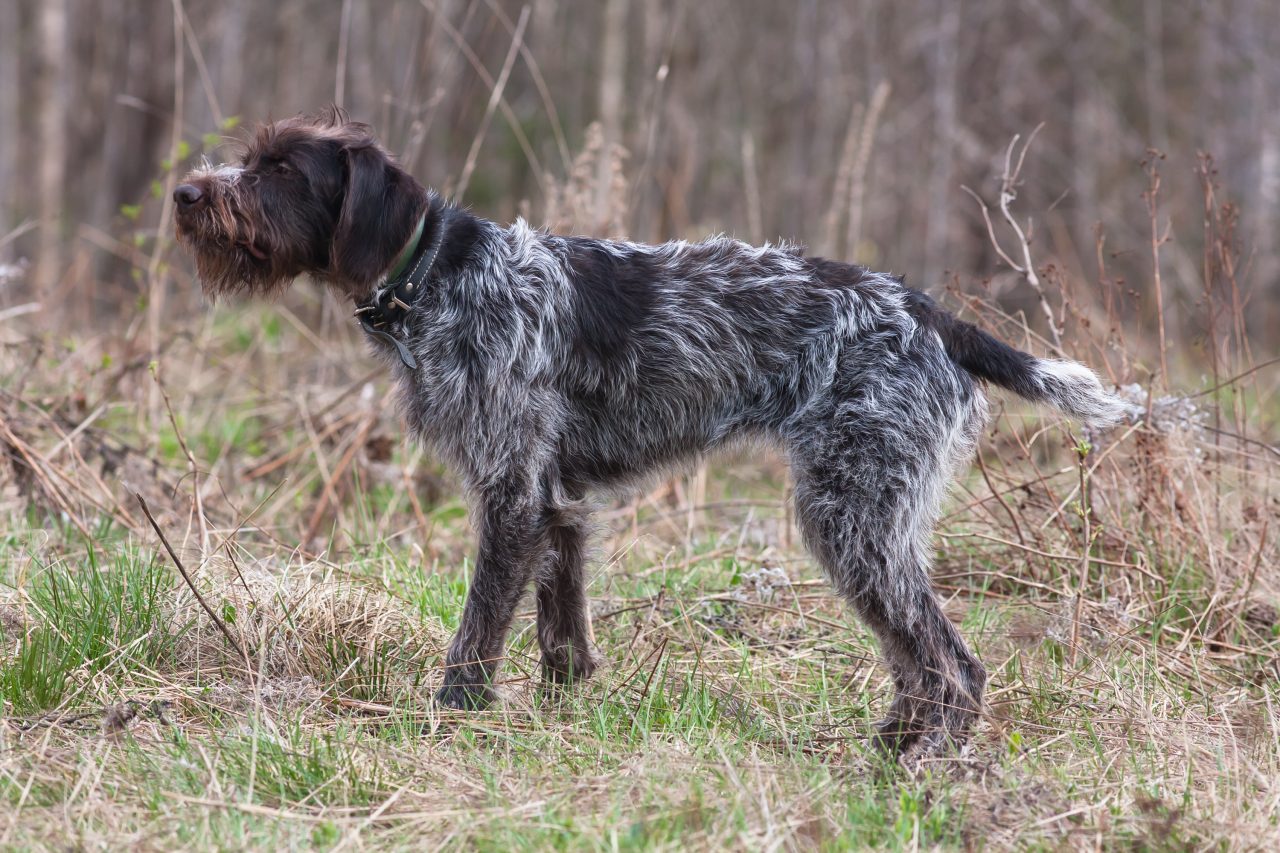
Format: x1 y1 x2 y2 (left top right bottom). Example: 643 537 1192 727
454 5 530 200
1070 438 1093 666
178 2 223 126
846 81 891 261
741 131 763 246
823 99 865 257
1144 148 1171 388
146 0 187 429
1188 356 1280 399
962 124 1065 355
0 418 93 538
136 492 250 668
0 218 37 249
302 408 380 544
419 0 546 196
335 0 352 108
151 364 209 557
975 451 1025 545
479 0 572 173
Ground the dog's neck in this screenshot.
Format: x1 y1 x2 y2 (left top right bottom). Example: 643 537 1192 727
355 191 486 300
421 193 485 283
353 193 470 369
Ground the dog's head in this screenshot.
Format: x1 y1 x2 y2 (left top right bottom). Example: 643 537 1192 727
173 108 426 300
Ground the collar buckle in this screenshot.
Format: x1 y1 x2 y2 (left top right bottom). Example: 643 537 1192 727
354 207 445 371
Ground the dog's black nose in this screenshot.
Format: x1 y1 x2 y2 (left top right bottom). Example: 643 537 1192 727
174 184 204 208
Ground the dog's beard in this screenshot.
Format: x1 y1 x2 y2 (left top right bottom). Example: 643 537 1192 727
175 193 299 298
184 241 287 298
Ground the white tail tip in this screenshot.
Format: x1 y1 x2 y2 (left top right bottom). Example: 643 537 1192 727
1035 360 1132 427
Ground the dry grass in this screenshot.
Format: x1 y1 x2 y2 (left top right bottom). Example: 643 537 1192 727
1 143 1278 850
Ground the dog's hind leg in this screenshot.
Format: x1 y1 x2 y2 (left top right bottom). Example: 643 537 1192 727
788 382 987 759
535 502 602 686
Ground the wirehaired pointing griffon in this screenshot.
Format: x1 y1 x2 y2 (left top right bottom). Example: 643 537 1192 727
174 109 1124 759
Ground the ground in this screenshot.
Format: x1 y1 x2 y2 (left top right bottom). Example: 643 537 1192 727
1 298 1277 851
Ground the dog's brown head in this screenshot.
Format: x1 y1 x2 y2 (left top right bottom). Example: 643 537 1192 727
173 108 427 301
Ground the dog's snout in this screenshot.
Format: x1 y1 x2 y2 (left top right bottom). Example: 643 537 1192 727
174 184 204 208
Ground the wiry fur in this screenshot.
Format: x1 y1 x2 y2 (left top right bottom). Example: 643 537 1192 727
175 112 1124 759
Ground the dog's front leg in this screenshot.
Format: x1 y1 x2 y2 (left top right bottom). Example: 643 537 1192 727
435 478 545 710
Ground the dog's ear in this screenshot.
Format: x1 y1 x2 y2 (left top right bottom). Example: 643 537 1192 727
331 139 425 292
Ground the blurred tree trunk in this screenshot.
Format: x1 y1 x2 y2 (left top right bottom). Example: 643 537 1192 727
0 0 1275 343
35 0 68 295
217 0 248 116
924 0 960 286
85 1 169 296
0 0 17 251
1242 0 1279 332
595 0 627 233
1143 0 1167 149
1066 3 1099 254
404 0 455 182
631 0 670 241
1197 2 1226 169
89 0 130 246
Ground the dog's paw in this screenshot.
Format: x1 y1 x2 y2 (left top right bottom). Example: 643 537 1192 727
434 679 498 711
540 643 603 686
897 729 970 774
884 709 976 772
870 714 922 757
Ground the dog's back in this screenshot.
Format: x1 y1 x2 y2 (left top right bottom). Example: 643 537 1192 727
458 225 1124 493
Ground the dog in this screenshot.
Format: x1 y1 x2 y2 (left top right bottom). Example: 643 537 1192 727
174 109 1125 759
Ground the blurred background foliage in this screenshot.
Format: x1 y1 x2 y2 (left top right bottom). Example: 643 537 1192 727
1 0 1277 352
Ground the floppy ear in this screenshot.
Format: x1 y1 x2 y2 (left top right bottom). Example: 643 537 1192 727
331 141 425 291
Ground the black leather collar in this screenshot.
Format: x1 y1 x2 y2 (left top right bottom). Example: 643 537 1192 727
354 210 444 370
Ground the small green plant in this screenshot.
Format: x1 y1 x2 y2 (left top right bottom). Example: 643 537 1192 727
0 542 176 713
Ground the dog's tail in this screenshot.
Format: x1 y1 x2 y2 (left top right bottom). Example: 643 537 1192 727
908 291 1128 428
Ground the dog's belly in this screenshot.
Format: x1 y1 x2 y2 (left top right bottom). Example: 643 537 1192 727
554 381 782 489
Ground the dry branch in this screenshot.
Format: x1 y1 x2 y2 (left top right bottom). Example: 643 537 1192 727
962 125 1065 355
136 492 251 670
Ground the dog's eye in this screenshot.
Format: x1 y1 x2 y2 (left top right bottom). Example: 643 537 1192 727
248 156 292 175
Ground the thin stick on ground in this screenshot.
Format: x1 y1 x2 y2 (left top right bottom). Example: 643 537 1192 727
151 363 209 557
135 492 251 671
1070 438 1092 667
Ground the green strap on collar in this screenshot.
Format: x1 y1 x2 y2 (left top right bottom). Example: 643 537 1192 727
385 214 426 282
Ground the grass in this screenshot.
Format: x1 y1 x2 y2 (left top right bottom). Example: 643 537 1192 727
1 538 176 714
2 202 1279 848
1 376 1276 852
